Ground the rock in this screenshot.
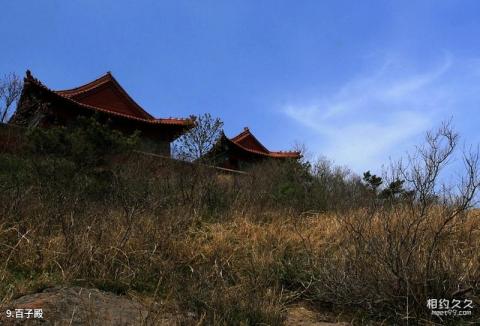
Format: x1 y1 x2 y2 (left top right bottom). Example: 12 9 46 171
0 287 177 325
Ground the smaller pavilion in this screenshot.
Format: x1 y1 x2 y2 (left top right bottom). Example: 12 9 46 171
207 127 301 170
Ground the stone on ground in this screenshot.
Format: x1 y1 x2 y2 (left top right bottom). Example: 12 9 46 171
0 287 177 325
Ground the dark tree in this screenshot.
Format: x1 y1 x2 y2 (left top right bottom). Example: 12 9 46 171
363 170 383 191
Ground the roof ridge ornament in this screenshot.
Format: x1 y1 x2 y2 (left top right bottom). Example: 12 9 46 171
24 70 46 88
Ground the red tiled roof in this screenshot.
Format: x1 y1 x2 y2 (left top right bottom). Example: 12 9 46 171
225 127 301 159
24 70 194 127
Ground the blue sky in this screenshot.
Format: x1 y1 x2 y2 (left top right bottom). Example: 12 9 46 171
2 0 480 173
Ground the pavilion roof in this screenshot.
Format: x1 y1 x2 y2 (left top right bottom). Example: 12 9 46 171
223 127 301 159
23 70 194 127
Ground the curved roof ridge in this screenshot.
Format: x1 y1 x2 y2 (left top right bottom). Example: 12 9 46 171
231 127 251 142
54 71 154 120
54 72 112 96
230 127 269 153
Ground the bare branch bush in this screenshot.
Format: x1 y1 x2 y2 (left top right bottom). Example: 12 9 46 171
311 121 480 322
0 73 23 123
172 113 223 162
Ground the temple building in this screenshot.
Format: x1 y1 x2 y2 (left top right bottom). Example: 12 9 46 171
10 70 194 156
207 127 301 170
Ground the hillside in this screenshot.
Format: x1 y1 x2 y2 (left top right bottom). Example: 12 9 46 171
0 120 478 325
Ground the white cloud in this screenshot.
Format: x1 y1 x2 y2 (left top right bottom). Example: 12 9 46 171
283 54 461 172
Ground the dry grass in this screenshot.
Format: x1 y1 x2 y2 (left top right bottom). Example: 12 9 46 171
1 203 478 324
